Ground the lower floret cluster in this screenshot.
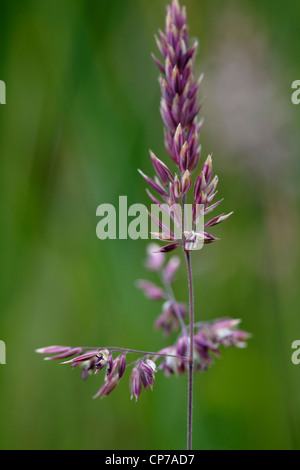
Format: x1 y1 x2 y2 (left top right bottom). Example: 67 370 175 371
36 244 250 402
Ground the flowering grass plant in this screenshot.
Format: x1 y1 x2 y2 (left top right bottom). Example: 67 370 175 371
37 0 250 450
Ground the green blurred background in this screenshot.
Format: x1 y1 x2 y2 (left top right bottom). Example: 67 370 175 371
1 0 300 450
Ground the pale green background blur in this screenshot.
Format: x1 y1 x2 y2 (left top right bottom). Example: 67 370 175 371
1 0 300 450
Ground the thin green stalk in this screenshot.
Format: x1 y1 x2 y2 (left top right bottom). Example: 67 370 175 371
185 250 194 451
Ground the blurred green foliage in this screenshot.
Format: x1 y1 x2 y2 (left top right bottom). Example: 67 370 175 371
0 0 300 450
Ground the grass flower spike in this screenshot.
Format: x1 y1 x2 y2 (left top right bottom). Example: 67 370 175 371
140 1 233 253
